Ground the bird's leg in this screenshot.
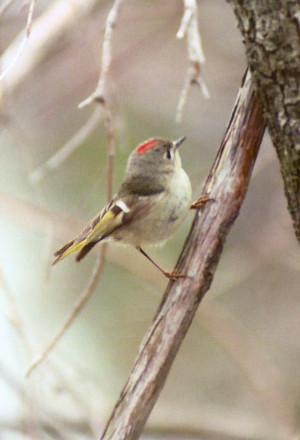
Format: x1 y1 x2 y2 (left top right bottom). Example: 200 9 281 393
190 195 212 210
138 247 186 280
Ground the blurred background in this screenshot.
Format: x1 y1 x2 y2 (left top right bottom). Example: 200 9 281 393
0 1 299 439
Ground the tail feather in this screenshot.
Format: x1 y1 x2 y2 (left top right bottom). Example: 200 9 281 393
53 239 86 265
75 241 99 262
52 197 120 265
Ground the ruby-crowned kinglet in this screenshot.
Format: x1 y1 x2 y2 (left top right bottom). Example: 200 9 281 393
53 137 192 279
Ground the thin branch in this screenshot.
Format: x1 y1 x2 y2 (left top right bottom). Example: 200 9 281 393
0 36 27 82
176 0 205 63
25 0 36 38
29 0 122 185
26 0 121 376
0 0 16 17
0 361 26 400
0 267 34 355
0 0 98 94
0 267 47 437
0 0 36 81
29 107 102 184
99 69 266 440
26 244 107 377
78 0 124 109
103 101 115 201
27 107 118 376
176 0 209 123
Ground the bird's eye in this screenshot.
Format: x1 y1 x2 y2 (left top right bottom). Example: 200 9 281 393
166 150 172 159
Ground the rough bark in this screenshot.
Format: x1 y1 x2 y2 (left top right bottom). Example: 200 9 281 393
99 71 265 440
229 0 300 242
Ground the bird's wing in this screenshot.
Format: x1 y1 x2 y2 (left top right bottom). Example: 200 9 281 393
53 193 160 265
84 193 159 242
53 198 120 265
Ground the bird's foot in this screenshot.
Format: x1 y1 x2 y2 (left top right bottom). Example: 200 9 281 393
164 270 186 281
190 195 213 210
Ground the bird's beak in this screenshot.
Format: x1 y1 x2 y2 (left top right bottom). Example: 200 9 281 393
173 136 186 150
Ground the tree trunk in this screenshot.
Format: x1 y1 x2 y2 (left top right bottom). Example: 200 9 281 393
229 0 300 242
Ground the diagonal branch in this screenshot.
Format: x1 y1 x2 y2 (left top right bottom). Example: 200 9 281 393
99 69 266 440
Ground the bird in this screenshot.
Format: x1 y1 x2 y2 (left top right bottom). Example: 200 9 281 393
53 137 193 279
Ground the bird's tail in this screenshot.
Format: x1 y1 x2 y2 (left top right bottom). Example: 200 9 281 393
52 203 113 265
53 236 100 265
52 239 86 265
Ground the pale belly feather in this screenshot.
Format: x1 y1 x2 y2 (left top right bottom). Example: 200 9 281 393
112 168 192 247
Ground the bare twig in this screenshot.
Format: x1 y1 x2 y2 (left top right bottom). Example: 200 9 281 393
26 100 115 375
26 103 114 368
0 0 98 93
0 0 36 81
0 36 27 82
29 107 102 184
103 101 115 201
79 0 124 109
25 0 36 38
29 0 123 183
0 0 16 16
0 361 26 400
80 0 125 198
27 0 122 187
177 0 205 64
0 267 46 437
26 244 107 377
99 69 266 440
26 0 121 376
26 115 117 374
176 0 209 123
0 267 34 355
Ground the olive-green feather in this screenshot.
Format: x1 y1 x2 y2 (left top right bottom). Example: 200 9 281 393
53 202 124 265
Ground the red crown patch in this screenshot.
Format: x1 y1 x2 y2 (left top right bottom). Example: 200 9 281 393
136 140 157 155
